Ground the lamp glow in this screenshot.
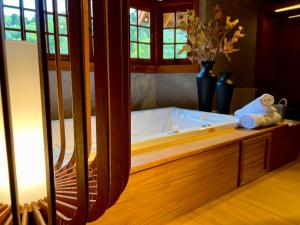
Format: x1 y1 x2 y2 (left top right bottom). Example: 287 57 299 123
275 4 300 12
0 41 47 205
289 14 300 19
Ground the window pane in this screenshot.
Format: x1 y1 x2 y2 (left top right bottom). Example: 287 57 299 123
59 36 69 54
3 0 19 7
130 42 137 58
49 35 55 54
138 10 150 27
163 44 174 59
57 0 66 14
138 43 150 59
58 16 67 35
176 29 187 43
5 30 21 40
47 14 54 33
176 12 187 27
163 29 175 43
46 0 53 12
25 10 36 31
4 7 21 29
130 8 137 25
138 27 150 43
130 25 137 42
176 44 187 59
26 32 37 43
163 13 175 28
23 0 35 9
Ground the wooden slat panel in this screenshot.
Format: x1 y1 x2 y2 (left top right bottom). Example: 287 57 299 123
240 134 271 186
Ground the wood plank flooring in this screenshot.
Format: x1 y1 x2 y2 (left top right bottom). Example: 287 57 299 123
167 159 300 225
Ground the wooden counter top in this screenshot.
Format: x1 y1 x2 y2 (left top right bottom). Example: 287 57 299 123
131 120 299 174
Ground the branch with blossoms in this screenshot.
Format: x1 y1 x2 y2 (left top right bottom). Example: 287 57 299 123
178 5 246 63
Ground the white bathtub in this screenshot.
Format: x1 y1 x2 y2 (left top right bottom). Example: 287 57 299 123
51 107 238 164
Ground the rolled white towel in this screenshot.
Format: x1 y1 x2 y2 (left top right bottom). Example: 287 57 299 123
235 94 276 119
239 112 282 129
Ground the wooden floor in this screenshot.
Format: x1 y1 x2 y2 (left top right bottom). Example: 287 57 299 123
167 159 300 225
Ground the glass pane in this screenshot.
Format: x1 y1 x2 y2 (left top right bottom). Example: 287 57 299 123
176 44 187 59
130 42 137 58
163 44 175 59
176 29 187 43
138 10 150 27
138 43 150 59
5 30 21 40
130 8 137 25
46 0 53 12
23 0 35 9
130 25 137 42
59 36 69 54
163 13 175 28
176 12 187 27
138 27 150 43
26 32 37 43
3 0 19 7
4 7 21 29
24 10 36 31
47 14 54 33
57 0 66 14
49 35 55 54
163 29 175 43
58 16 67 35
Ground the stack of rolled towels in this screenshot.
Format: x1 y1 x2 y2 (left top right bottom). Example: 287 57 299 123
234 94 282 129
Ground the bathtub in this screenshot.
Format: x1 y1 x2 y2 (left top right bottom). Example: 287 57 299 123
51 107 238 164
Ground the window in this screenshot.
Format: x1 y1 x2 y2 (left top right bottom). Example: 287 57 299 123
162 12 187 60
130 7 151 61
2 0 69 56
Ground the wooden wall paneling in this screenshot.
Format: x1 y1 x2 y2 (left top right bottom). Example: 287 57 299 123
68 0 90 223
239 134 271 186
0 5 22 224
94 144 239 225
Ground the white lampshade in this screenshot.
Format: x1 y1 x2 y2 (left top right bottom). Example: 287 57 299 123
0 41 47 205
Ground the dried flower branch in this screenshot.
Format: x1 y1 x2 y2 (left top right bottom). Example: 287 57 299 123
178 5 246 63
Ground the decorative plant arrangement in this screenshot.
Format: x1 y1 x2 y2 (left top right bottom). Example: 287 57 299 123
178 5 246 63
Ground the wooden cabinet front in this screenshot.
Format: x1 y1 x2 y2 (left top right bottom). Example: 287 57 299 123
239 134 271 186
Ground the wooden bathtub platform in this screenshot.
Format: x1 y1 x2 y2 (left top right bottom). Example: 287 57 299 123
89 121 300 225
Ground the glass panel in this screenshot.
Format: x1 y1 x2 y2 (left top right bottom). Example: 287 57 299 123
49 35 55 54
58 16 67 35
163 44 174 59
23 0 35 9
59 36 69 54
26 32 37 43
24 10 36 31
163 29 175 43
138 10 150 27
46 0 53 12
176 12 187 27
138 43 150 59
176 44 187 59
130 8 137 25
57 0 66 14
130 42 137 58
3 0 19 7
130 25 137 42
163 13 175 28
5 30 21 40
4 7 21 29
47 14 54 33
176 29 187 43
138 27 150 43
